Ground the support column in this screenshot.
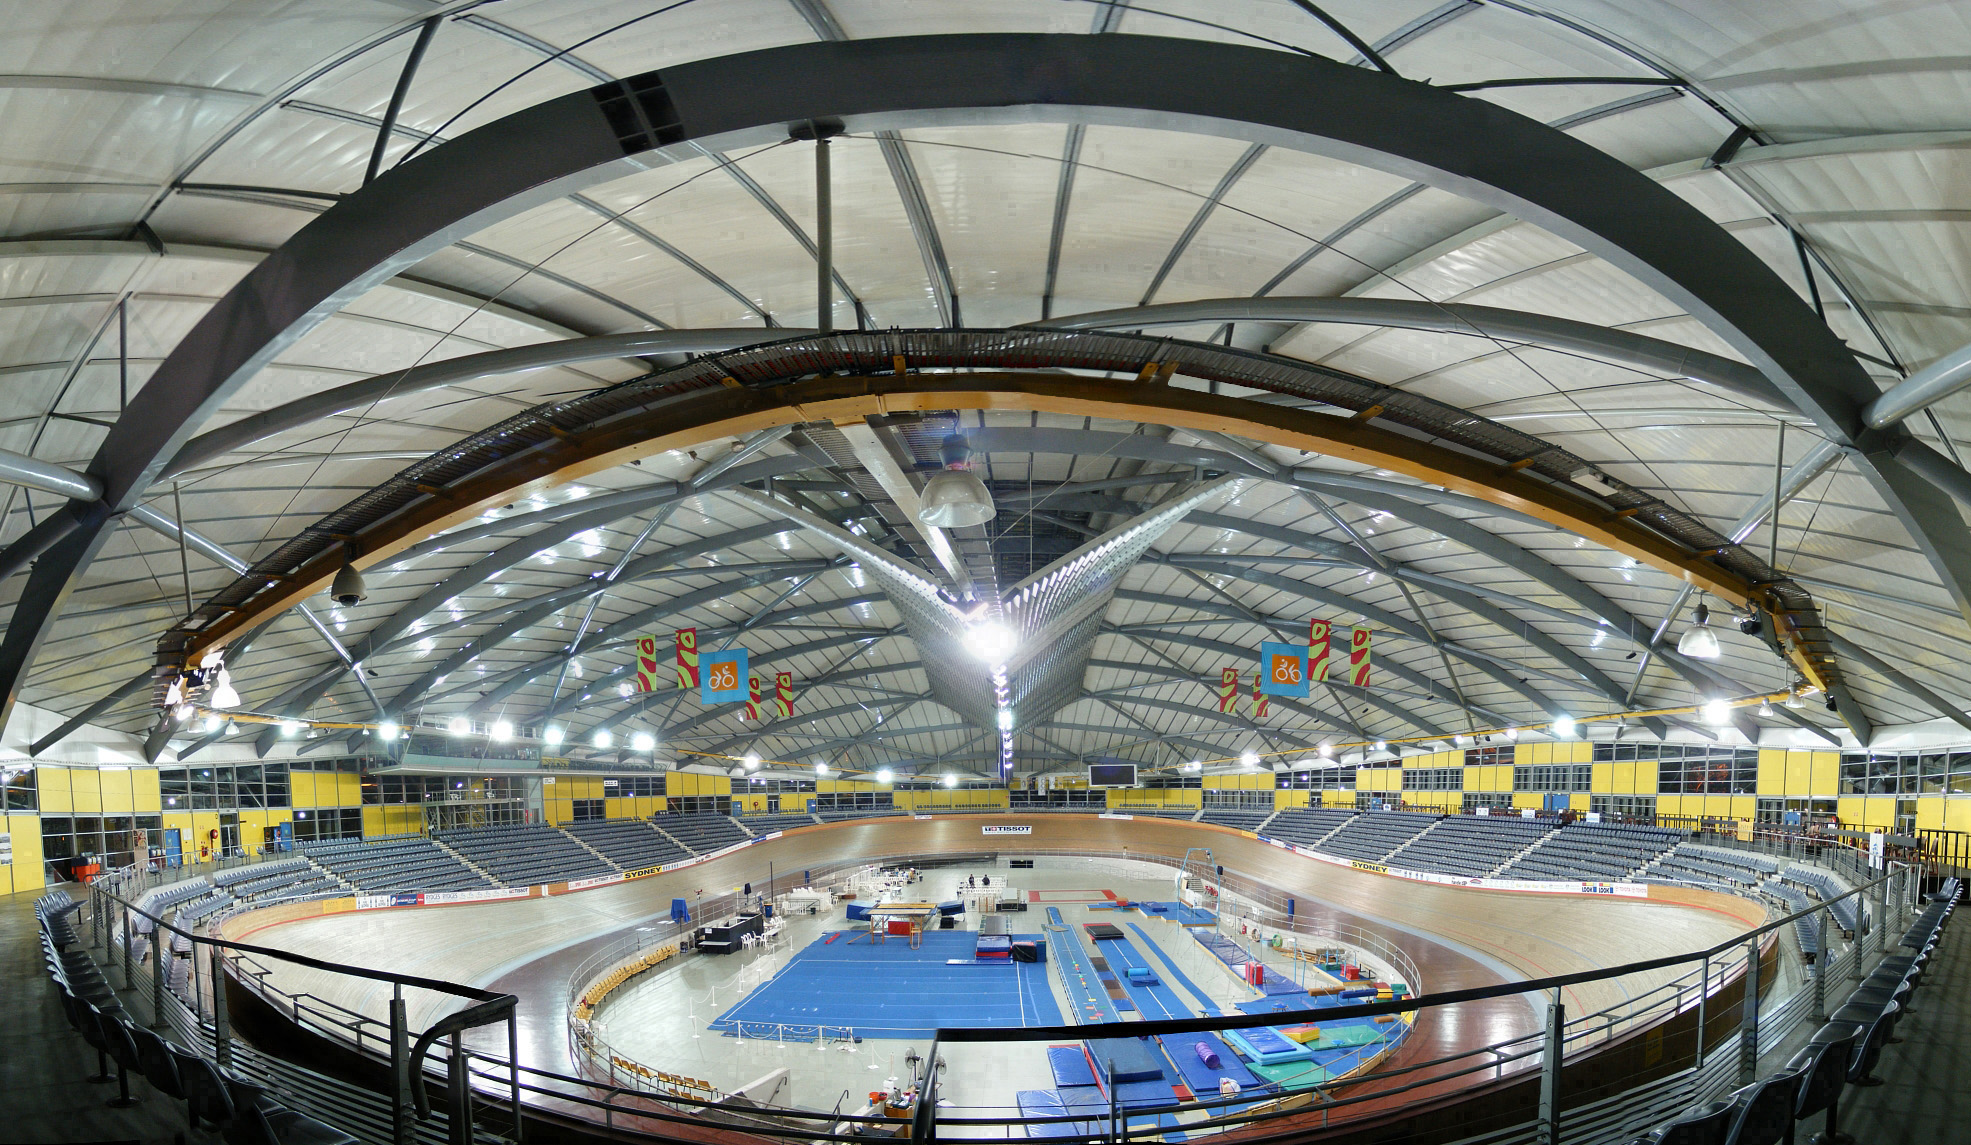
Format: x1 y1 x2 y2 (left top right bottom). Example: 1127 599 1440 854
392 992 414 1145
1738 939 1760 1086
1537 988 1564 1145
210 945 232 1070
816 134 833 334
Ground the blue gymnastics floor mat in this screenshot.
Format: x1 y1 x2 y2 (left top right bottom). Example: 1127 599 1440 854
709 929 1061 1040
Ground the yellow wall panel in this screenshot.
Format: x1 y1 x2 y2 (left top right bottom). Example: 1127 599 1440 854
1916 800 1946 830
1943 799 1971 833
1527 743 1551 765
1275 788 1309 810
1809 753 1840 797
69 769 102 813
1560 742 1591 764
132 769 161 812
1757 750 1786 794
98 769 134 812
37 767 71 813
2 812 46 894
1512 792 1544 810
1569 794 1590 812
1785 751 1812 795
1635 761 1658 795
1590 763 1613 792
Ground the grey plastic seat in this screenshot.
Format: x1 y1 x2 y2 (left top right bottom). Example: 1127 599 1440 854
1722 1067 1803 1145
129 1024 185 1101
1649 1099 1738 1145
170 1043 234 1129
94 1007 144 1109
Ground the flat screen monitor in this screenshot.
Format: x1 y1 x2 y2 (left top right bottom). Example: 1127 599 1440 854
1087 762 1137 788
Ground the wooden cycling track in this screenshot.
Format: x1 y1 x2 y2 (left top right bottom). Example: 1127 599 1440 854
225 815 1766 1139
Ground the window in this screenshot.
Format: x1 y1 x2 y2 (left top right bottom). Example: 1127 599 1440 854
815 791 895 812
1462 792 1512 812
1464 745 1514 766
1656 748 1756 794
1010 789 1103 808
291 807 362 842
1202 789 1272 809
733 777 817 793
607 775 665 797
2 764 35 810
40 813 161 878
1513 764 1591 792
666 796 730 815
1589 795 1657 821
1280 767 1356 789
571 799 606 821
1402 767 1462 791
1143 775 1203 789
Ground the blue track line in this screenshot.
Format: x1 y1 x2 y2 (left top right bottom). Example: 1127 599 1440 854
1126 923 1224 1015
1048 913 1119 1024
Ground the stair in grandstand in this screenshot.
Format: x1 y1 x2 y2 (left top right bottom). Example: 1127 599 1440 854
431 837 506 887
1259 807 1358 848
1195 807 1276 832
562 819 693 869
558 826 624 871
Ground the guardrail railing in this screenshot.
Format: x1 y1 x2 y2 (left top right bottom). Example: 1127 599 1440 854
71 830 1922 1145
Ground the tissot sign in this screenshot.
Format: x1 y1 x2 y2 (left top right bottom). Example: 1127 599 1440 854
982 825 1033 835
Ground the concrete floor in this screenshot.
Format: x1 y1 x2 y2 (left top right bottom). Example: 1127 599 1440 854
1839 903 1966 1142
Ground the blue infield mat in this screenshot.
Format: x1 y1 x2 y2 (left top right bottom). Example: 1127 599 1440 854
708 929 1061 1040
1126 923 1225 1015
1047 1045 1097 1088
1131 901 1218 926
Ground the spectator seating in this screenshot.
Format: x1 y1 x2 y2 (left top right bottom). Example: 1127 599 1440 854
1496 822 1680 882
134 878 215 931
303 836 494 893
1197 809 1273 830
562 819 693 869
1112 807 1202 820
816 806 907 822
1262 808 1358 847
38 887 360 1143
1625 879 1954 1145
208 858 346 902
434 824 617 886
1683 842 1781 875
1391 814 1555 878
1315 810 1443 861
656 813 751 854
1765 883 1823 958
736 812 821 834
1784 866 1863 935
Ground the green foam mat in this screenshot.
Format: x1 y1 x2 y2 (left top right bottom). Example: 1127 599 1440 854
1247 1060 1332 1090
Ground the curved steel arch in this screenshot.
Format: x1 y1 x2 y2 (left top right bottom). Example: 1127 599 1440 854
19 30 1923 725
1034 297 1787 407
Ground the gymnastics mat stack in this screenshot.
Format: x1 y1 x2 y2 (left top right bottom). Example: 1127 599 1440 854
977 934 1013 959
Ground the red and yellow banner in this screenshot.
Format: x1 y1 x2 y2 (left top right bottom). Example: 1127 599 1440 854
1349 627 1373 688
1307 618 1331 682
775 671 794 718
634 636 661 693
1251 671 1268 719
674 628 699 690
744 675 763 720
1218 667 1238 713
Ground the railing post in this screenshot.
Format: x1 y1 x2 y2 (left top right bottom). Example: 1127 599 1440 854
210 945 233 1071
1737 939 1760 1086
1812 908 1828 1023
509 1014 524 1145
449 1032 472 1145
121 903 134 989
150 927 169 1031
1693 955 1708 1068
1875 875 1890 959
1538 988 1564 1145
391 991 414 1145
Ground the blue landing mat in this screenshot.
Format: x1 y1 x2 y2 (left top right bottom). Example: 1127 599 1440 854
1086 1036 1168 1084
1132 901 1218 925
1157 1033 1264 1094
1047 1045 1097 1088
1016 1090 1094 1138
708 929 1061 1040
1127 923 1224 1015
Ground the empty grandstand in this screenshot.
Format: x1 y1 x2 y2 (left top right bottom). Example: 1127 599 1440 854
562 819 694 870
1496 822 1681 882
1262 808 1358 848
435 825 617 886
1197 808 1274 831
737 813 821 835
304 836 495 894
1390 814 1555 878
209 858 345 902
1316 810 1443 862
658 814 751 854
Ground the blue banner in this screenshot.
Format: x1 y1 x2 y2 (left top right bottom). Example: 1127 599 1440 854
1258 641 1309 697
701 647 748 703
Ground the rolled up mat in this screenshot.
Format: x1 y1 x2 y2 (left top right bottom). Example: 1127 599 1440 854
1194 1042 1222 1070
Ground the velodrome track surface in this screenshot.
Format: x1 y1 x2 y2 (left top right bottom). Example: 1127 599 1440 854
225 814 1765 1113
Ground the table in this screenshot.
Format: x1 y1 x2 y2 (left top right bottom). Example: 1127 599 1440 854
865 903 941 948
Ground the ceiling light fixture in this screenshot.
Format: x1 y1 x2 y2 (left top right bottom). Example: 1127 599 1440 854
943 773 958 788
743 751 761 770
591 730 613 749
1676 602 1722 659
379 721 401 742
964 620 1016 665
876 768 894 784
491 719 513 742
1703 699 1733 726
1552 715 1577 739
209 669 240 710
279 720 302 738
631 731 655 752
917 433 996 527
447 716 470 736
1240 749 1260 769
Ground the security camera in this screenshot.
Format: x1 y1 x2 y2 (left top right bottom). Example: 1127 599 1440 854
1736 612 1763 636
330 563 367 606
